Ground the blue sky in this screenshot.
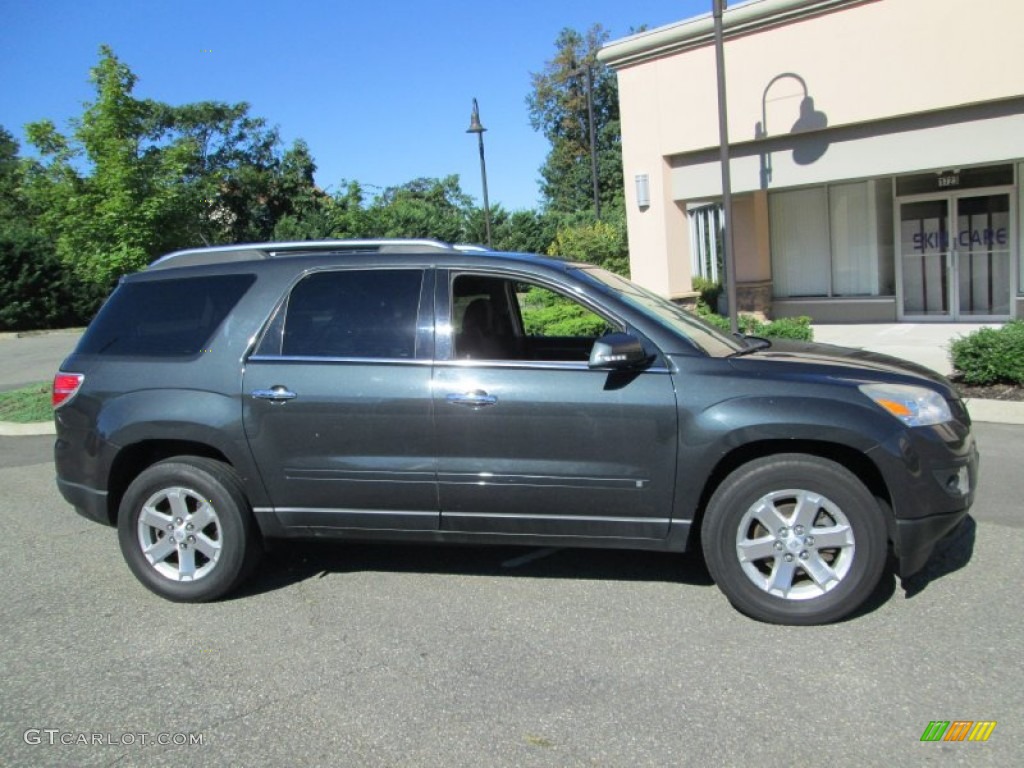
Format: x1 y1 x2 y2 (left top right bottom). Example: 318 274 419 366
1 0 711 212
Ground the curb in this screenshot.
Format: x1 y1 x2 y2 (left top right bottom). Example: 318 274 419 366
3 398 1023 437
0 328 86 341
0 421 55 437
962 398 1024 426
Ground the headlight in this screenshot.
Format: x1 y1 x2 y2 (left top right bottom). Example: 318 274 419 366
859 383 953 427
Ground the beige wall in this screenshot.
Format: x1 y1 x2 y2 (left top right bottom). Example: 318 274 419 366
607 0 1024 300
619 0 1024 157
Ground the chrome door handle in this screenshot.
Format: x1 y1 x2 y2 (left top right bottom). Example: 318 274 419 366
446 390 498 407
251 385 297 402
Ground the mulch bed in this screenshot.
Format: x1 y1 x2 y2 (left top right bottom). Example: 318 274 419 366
950 377 1024 402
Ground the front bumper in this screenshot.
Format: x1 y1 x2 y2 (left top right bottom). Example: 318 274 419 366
872 420 980 577
895 509 970 577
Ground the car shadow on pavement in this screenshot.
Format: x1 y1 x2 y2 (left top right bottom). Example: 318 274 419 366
898 514 976 599
234 541 716 600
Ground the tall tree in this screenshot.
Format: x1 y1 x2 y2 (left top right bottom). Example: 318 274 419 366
527 25 623 216
0 127 21 220
363 176 474 243
0 126 105 329
23 46 318 287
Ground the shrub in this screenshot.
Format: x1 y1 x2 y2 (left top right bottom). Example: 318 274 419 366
949 321 1024 385
547 217 629 276
0 229 106 331
693 300 813 341
762 316 814 340
691 276 722 309
520 287 612 337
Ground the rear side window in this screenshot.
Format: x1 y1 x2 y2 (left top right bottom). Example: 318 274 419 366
77 274 255 356
258 269 423 359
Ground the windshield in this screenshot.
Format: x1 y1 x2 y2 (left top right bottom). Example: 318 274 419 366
579 267 743 357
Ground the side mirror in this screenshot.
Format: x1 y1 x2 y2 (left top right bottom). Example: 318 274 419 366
588 333 649 370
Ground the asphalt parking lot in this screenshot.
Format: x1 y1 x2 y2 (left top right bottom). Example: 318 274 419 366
1 425 1021 767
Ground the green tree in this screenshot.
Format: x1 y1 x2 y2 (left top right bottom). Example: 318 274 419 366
0 126 107 330
23 46 317 287
547 212 629 275
527 26 623 216
0 127 22 222
363 176 473 242
24 47 194 284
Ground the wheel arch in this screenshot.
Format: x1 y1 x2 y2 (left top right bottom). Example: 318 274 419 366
106 440 234 526
692 439 895 545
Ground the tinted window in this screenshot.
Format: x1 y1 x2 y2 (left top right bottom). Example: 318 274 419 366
275 270 423 358
77 274 255 356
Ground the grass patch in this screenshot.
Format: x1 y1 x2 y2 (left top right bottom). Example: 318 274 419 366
0 382 52 423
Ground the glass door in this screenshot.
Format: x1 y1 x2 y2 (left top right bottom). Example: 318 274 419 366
899 192 1012 320
900 198 951 317
955 194 1011 317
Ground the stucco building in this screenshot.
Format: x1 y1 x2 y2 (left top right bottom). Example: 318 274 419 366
599 0 1024 321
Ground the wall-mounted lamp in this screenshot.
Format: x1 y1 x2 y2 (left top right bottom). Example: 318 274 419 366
635 173 651 209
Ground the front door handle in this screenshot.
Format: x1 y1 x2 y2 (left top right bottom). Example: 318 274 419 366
251 385 297 402
446 390 498 407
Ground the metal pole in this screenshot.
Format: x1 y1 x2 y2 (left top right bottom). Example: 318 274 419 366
586 65 601 220
476 130 492 249
466 98 492 249
713 0 739 335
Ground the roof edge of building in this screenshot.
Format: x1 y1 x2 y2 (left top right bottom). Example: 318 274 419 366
598 0 869 69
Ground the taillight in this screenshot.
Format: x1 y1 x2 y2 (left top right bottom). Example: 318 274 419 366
52 373 84 409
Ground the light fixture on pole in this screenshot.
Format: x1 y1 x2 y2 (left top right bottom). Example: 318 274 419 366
466 98 493 249
713 0 739 335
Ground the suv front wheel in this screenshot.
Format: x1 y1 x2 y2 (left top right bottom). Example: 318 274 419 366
702 454 888 625
117 457 261 602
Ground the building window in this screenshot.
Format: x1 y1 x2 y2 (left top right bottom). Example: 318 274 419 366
770 179 894 298
687 203 723 283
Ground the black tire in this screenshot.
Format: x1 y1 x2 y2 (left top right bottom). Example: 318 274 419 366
701 454 887 625
117 457 261 602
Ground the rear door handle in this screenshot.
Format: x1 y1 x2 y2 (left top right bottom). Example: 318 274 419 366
251 385 297 402
446 390 498 407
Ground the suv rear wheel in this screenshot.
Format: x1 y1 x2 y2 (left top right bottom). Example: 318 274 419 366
117 457 261 602
702 454 887 625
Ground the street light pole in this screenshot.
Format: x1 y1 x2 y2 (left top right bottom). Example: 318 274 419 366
567 62 601 220
466 98 493 249
585 65 601 220
713 0 739 335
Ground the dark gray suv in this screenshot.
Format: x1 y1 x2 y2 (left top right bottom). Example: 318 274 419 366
53 239 979 624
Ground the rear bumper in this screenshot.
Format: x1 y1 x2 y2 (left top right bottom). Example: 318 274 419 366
56 476 112 526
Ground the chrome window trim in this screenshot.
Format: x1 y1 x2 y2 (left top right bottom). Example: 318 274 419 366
248 354 433 366
248 354 670 372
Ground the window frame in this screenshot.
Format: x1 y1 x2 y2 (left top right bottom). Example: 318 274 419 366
435 268 628 367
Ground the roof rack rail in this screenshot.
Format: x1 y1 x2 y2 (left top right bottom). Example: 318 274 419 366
147 239 459 270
